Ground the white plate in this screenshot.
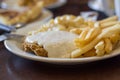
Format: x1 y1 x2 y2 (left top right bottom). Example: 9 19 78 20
0 7 53 26
2 0 67 9
4 24 120 65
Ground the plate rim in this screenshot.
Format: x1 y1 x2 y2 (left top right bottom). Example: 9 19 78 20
4 39 120 64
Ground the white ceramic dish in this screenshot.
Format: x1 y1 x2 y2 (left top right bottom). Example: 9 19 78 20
0 9 53 24
4 21 120 65
4 39 120 65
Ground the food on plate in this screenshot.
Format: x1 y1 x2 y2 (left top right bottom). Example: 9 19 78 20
24 31 78 58
0 10 19 24
23 15 120 58
19 0 57 7
0 2 43 25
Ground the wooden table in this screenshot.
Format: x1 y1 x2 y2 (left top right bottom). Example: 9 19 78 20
1 0 120 80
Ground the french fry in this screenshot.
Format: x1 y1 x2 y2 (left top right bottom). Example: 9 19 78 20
71 49 82 58
87 21 95 28
95 40 104 50
94 22 100 28
104 38 113 53
85 27 101 40
100 21 119 28
99 16 118 24
96 50 105 56
78 29 88 40
95 40 105 56
100 24 120 38
70 27 90 34
85 28 95 39
110 33 120 44
74 38 89 48
74 16 84 24
70 28 82 34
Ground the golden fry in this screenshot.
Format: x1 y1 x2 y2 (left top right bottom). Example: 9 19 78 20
70 28 82 34
100 24 120 38
87 21 95 28
85 28 94 39
74 16 84 24
100 21 119 28
95 40 104 50
78 29 88 40
95 40 105 56
110 33 120 44
104 38 113 53
74 38 91 48
94 22 100 28
99 16 118 24
96 49 105 56
71 49 82 58
85 27 101 40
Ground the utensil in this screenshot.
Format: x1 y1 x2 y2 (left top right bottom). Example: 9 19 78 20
0 33 24 42
0 23 16 32
0 1 7 9
0 23 26 42
0 23 26 32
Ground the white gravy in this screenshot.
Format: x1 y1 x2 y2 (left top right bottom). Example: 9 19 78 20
25 31 78 58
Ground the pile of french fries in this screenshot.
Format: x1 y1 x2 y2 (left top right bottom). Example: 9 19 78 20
71 16 120 58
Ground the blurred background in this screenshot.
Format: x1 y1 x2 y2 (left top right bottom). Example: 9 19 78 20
0 0 118 21
0 0 119 34
0 0 118 17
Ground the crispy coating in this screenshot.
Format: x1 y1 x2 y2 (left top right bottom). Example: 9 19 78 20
23 42 48 57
